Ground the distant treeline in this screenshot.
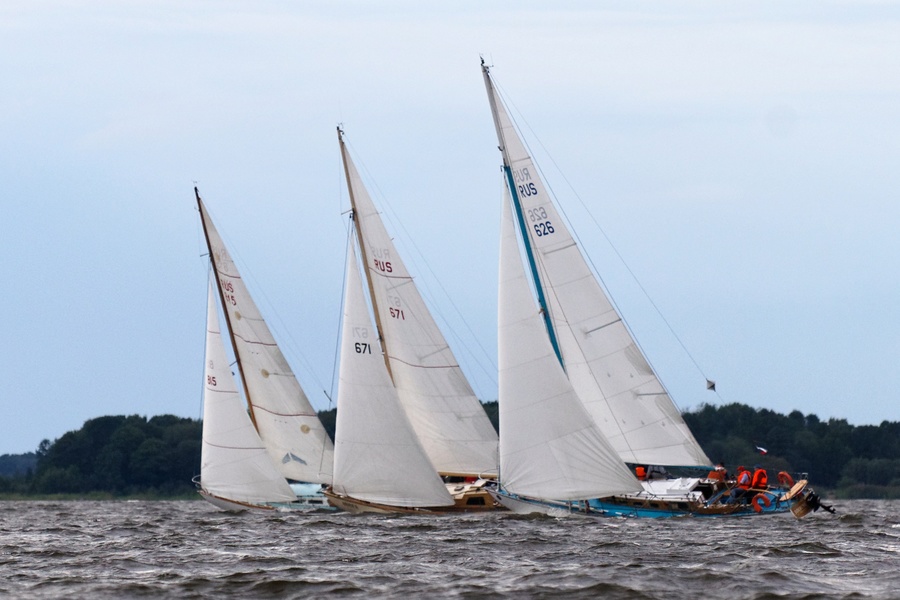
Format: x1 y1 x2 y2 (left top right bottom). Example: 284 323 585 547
1 403 897 498
682 403 900 499
0 415 201 497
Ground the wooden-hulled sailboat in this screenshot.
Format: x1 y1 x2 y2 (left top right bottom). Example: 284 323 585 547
323 243 459 514
333 128 500 510
195 189 334 511
481 61 819 517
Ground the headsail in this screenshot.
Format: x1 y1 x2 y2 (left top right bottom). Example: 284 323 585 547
482 64 711 468
331 243 454 508
337 129 499 477
498 190 641 499
200 279 297 504
196 191 335 484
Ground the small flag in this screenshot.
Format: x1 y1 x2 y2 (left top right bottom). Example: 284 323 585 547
755 446 768 455
706 379 716 391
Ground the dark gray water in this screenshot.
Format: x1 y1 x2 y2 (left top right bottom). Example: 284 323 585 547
0 499 896 598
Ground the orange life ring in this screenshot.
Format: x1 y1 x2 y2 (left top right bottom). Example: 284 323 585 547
777 471 795 487
752 493 772 513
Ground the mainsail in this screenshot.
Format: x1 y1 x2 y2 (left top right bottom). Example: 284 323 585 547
200 279 297 504
482 64 711 468
197 191 335 484
331 244 454 508
497 192 642 499
337 129 499 477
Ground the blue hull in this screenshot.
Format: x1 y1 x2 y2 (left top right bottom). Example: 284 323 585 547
588 488 791 518
492 485 804 519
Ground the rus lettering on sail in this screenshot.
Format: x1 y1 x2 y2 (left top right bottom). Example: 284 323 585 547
512 167 532 183
373 258 393 273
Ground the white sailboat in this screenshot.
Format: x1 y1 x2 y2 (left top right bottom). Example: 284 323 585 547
194 189 334 511
197 279 324 512
332 128 501 510
492 188 643 514
482 61 816 517
323 244 457 513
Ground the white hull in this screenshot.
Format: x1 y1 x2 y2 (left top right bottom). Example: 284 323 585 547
488 489 596 517
198 489 334 513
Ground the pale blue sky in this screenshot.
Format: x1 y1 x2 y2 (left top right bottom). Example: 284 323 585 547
2 1 899 454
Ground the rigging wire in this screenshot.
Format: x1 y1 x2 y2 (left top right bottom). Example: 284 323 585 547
492 77 722 406
200 200 333 408
329 214 355 407
339 136 499 397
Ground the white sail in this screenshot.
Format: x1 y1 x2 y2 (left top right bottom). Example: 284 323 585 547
483 65 711 468
498 191 642 500
197 196 335 484
201 280 298 504
332 244 454 508
339 133 499 477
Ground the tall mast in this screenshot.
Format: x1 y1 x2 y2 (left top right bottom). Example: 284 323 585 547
481 61 564 367
337 127 395 382
195 187 259 430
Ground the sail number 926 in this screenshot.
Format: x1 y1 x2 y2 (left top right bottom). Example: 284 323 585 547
527 206 555 237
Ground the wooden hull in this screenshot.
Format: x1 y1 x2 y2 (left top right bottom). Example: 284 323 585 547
323 485 504 515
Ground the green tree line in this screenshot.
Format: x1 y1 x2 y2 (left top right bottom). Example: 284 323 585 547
0 415 201 497
681 403 900 498
1 403 897 498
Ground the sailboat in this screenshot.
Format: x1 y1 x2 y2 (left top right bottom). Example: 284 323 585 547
197 279 326 511
194 189 334 511
325 128 501 511
322 242 460 513
481 61 819 517
490 184 644 515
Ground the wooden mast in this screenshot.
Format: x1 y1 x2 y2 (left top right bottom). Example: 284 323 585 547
195 187 259 430
337 126 395 382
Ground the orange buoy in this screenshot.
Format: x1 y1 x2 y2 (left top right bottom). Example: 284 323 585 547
777 471 795 487
752 493 772 513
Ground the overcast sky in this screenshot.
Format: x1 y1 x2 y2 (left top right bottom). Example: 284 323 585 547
2 2 899 455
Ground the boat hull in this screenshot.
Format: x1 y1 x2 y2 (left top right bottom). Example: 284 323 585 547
489 479 813 519
323 484 504 515
198 487 335 513
589 477 812 518
489 490 598 517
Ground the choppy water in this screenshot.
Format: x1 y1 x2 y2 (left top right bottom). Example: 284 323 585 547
0 499 896 598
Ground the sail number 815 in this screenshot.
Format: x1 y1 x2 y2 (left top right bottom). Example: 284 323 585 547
527 206 554 237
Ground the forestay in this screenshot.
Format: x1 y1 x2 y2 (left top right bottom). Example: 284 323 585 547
339 136 499 477
332 245 454 508
497 193 642 500
482 65 711 468
201 280 297 504
198 197 334 484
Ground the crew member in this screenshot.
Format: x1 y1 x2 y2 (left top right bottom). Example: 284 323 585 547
706 462 727 481
724 466 751 504
751 465 768 489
